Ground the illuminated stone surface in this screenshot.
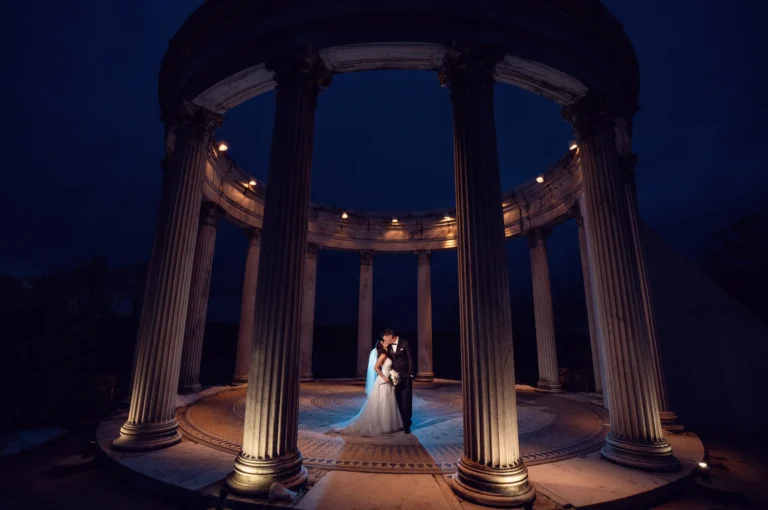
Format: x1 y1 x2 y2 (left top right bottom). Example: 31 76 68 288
232 228 261 385
355 250 374 379
114 102 221 452
440 44 535 506
563 93 679 472
573 199 607 407
203 150 583 253
415 250 434 383
225 48 331 496
621 151 682 432
98 401 704 510
178 383 608 473
528 227 563 394
301 244 319 382
178 202 221 394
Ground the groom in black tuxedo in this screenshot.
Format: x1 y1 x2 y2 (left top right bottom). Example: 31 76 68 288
382 328 414 433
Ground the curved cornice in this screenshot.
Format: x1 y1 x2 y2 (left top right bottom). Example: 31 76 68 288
159 0 639 113
202 149 583 252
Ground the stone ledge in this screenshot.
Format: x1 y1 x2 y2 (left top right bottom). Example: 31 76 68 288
97 389 704 509
528 433 704 509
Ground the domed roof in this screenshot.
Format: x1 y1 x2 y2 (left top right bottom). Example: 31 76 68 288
159 0 638 114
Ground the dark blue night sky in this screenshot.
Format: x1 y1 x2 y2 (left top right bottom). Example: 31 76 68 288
2 1 766 332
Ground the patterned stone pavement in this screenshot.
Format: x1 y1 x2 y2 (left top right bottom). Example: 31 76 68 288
177 380 608 474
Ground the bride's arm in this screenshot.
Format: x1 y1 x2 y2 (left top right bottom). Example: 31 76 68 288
374 353 390 383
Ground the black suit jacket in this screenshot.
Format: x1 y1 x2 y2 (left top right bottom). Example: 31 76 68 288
389 337 413 377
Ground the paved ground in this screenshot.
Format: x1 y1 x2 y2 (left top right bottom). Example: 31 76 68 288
2 389 765 510
1 428 763 509
178 382 608 474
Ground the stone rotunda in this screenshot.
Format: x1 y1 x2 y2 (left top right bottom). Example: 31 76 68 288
111 1 691 507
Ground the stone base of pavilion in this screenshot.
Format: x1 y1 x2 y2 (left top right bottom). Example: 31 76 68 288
97 380 703 509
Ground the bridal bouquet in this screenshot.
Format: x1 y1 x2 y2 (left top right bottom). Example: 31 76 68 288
389 370 401 386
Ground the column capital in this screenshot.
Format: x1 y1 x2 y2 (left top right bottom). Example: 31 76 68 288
561 92 635 138
359 249 375 265
527 226 551 248
569 202 584 228
266 46 332 98
415 250 432 265
614 115 634 155
161 100 223 147
200 202 224 226
244 227 261 244
619 152 638 175
163 124 174 159
438 43 504 93
306 243 319 258
620 153 639 191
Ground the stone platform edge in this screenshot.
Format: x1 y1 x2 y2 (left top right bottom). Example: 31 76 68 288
96 388 705 510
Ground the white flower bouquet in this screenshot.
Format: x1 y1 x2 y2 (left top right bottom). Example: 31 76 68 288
389 370 401 386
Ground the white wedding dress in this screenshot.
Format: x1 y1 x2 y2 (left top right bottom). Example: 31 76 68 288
330 352 403 437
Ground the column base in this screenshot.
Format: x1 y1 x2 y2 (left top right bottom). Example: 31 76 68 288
601 432 681 472
178 383 202 394
660 411 684 432
354 374 367 381
112 420 182 452
300 375 315 382
415 372 435 383
535 381 564 393
232 376 248 385
589 391 605 407
452 457 536 508
226 451 308 496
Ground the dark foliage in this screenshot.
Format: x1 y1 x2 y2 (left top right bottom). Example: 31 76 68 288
700 206 768 323
0 254 599 433
0 257 146 433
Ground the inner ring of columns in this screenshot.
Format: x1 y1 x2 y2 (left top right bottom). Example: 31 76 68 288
204 148 582 251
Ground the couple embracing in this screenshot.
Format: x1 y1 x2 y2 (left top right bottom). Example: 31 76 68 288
331 329 413 437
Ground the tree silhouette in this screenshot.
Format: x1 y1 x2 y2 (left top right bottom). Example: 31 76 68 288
700 205 768 322
0 256 146 432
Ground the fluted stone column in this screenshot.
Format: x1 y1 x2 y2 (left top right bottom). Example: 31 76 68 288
355 250 375 379
528 228 563 393
226 48 330 496
621 153 682 431
563 93 679 472
300 243 319 382
233 228 261 384
415 250 435 382
114 102 222 451
124 160 173 404
439 44 535 507
177 202 221 394
572 201 607 404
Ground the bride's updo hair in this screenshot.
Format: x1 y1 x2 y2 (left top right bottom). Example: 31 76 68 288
375 340 390 358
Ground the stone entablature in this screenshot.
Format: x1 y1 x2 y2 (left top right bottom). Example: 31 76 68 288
202 149 582 252
159 2 637 114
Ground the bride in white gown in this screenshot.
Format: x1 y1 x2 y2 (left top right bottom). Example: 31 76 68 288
330 339 403 436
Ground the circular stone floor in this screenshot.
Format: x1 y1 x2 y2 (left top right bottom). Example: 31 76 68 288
177 381 608 474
